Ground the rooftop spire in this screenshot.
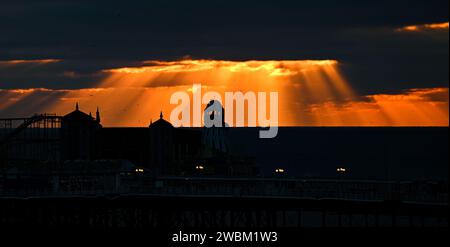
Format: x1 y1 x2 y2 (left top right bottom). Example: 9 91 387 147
160 111 163 119
96 107 101 123
75 102 79 111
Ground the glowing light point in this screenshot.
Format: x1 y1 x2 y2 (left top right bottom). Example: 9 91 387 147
275 168 285 174
336 167 347 173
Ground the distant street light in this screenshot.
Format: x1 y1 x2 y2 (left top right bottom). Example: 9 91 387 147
275 168 285 174
336 167 347 174
196 165 205 171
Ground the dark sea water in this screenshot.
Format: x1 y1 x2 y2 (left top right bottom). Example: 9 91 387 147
228 127 449 181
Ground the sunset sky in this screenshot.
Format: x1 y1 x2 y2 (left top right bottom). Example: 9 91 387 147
0 0 448 127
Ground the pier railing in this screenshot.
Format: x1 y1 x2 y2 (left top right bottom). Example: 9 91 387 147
1 174 447 204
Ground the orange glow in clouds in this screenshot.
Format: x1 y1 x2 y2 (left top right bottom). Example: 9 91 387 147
99 59 355 126
398 22 449 32
0 59 448 127
308 88 449 126
0 59 61 65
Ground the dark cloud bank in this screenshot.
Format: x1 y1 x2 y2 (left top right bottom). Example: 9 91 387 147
0 0 448 95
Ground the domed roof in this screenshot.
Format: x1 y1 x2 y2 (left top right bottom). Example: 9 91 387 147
149 111 173 128
62 103 97 123
63 109 94 122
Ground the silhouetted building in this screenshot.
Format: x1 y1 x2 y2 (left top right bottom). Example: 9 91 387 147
149 112 175 174
59 104 256 176
61 103 101 160
202 100 229 153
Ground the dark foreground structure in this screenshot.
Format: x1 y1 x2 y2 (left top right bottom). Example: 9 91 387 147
1 195 447 228
0 107 448 231
0 176 448 229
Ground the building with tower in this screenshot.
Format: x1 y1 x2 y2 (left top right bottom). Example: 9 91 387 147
61 103 102 160
57 102 256 176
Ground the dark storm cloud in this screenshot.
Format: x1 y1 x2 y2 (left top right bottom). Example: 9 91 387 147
0 0 448 94
0 59 144 89
0 88 64 117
